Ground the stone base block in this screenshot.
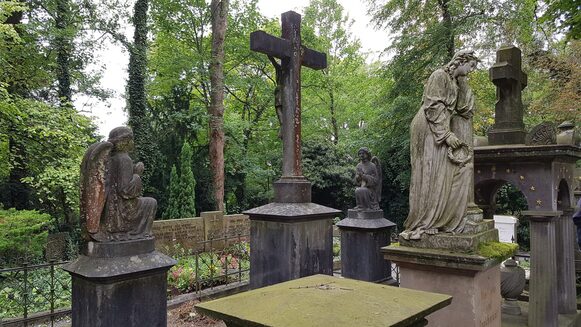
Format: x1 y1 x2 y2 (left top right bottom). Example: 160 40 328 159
384 246 501 327
63 247 176 327
488 128 526 145
249 217 333 289
244 200 340 289
399 228 499 253
463 219 495 234
337 213 395 282
502 299 521 315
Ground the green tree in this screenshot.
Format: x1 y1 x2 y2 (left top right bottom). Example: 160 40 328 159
164 142 196 219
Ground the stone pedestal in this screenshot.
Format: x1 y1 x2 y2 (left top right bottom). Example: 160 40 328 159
383 246 502 327
62 238 176 327
244 178 340 289
555 209 577 314
524 211 559 327
336 209 395 283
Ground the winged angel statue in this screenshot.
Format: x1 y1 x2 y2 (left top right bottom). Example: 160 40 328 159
80 127 156 242
354 147 382 211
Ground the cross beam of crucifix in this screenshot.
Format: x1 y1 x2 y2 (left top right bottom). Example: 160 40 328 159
250 11 327 177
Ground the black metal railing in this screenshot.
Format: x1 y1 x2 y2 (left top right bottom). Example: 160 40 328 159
0 261 72 327
166 233 250 299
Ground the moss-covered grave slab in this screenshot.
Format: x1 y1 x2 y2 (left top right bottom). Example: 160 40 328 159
195 274 452 327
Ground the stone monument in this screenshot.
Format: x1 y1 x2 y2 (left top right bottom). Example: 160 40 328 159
383 50 507 327
63 126 176 327
487 45 527 145
473 45 580 327
336 148 395 283
244 11 340 289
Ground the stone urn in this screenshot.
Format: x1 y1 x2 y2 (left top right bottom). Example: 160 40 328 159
500 258 526 315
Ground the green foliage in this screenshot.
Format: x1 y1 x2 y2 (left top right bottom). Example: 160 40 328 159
0 208 53 265
540 0 581 40
495 183 529 250
302 139 354 211
166 242 250 295
477 241 518 261
0 265 71 318
164 142 196 219
495 183 528 216
0 94 97 222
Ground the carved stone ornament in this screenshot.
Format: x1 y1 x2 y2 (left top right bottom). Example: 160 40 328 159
525 122 557 145
80 126 156 242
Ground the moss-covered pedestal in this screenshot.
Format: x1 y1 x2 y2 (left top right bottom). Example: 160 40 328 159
383 235 516 327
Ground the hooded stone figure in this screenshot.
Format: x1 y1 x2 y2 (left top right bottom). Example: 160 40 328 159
401 50 479 240
80 126 156 241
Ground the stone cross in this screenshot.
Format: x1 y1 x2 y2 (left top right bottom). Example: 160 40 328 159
250 11 327 177
488 45 528 145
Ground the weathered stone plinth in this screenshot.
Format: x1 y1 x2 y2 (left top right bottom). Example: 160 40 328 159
336 209 395 283
62 238 176 327
399 225 498 253
244 181 340 289
383 246 503 327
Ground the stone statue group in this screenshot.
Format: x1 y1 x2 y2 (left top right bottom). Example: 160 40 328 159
81 50 480 244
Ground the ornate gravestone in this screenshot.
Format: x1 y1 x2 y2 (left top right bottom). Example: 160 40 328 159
244 11 340 289
473 45 581 327
63 126 176 327
336 148 395 283
488 45 528 145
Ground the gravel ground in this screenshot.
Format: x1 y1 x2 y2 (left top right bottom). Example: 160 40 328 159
167 300 226 327
17 300 224 327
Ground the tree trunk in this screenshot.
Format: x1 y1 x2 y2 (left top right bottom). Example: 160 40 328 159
329 89 339 144
209 0 228 212
55 0 73 105
438 0 455 60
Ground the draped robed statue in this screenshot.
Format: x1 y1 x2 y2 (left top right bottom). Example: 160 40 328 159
400 50 479 241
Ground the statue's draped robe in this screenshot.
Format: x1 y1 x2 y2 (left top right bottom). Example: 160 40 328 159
103 152 156 238
404 69 473 236
355 161 380 210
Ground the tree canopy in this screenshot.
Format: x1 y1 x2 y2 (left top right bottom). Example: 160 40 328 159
0 0 578 233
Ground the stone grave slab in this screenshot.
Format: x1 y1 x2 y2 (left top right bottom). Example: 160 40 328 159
196 274 452 327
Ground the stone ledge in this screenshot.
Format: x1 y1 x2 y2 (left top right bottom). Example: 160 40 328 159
336 216 395 230
243 202 341 222
63 251 176 280
382 245 500 271
399 228 499 253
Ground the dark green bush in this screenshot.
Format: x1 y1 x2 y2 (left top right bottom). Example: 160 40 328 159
0 208 53 265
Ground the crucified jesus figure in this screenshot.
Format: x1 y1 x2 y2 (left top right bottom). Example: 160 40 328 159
268 55 284 139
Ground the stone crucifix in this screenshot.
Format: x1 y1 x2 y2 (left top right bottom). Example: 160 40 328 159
250 11 327 178
488 45 528 145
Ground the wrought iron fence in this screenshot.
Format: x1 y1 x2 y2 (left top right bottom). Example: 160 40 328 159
0 261 72 327
166 233 250 300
